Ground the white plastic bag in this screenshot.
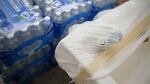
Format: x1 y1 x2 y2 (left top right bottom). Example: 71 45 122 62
55 0 150 84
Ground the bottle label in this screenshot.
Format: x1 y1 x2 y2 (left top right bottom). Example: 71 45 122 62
8 0 21 12
0 0 32 23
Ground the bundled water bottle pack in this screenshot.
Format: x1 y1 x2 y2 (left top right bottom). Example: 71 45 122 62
0 0 117 83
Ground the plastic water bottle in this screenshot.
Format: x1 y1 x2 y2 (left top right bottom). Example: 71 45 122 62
2 37 17 49
0 30 5 40
51 2 91 24
0 19 3 27
70 5 79 16
30 5 42 19
78 3 90 13
13 29 32 45
22 0 35 9
27 22 42 37
27 16 51 37
36 44 50 58
0 0 32 24
13 30 24 45
34 12 42 20
27 24 38 37
0 9 11 29
43 0 62 16
52 9 63 23
39 16 51 33
0 36 4 50
33 0 46 7
3 16 51 50
52 0 62 7
0 11 5 27
33 21 44 36
33 0 43 4
18 40 42 57
14 32 24 45
44 6 52 16
31 5 41 13
44 0 54 7
9 37 20 49
62 9 72 21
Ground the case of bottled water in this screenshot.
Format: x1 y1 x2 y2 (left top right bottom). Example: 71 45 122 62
0 16 55 83
51 1 92 42
0 0 55 83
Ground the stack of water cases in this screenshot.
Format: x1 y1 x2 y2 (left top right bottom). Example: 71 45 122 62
52 0 92 41
42 0 117 46
0 0 117 83
32 0 117 46
0 0 55 83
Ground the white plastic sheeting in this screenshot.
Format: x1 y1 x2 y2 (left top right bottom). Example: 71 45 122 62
86 39 150 84
55 0 150 84
111 39 150 84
